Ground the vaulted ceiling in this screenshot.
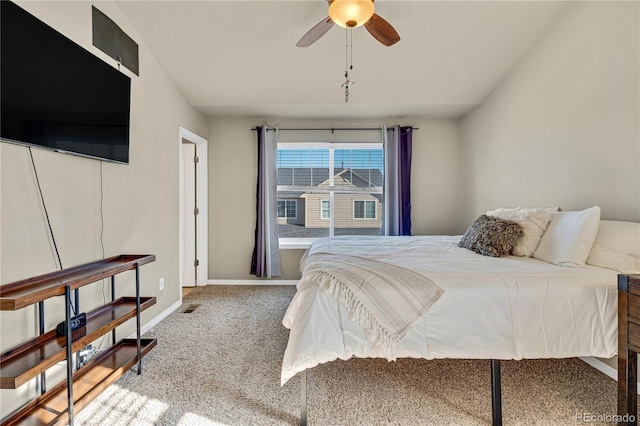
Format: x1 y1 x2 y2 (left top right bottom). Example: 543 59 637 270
116 0 572 119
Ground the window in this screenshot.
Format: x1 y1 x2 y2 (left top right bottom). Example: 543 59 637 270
354 200 376 219
277 142 383 243
321 200 330 219
277 200 297 219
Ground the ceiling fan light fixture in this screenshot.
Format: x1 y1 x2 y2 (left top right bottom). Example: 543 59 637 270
329 0 375 29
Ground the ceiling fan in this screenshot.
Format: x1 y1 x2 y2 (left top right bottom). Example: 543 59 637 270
297 0 400 47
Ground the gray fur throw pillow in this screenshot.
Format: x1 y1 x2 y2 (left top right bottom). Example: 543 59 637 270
458 215 524 257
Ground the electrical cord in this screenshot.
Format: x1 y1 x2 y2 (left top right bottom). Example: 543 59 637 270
100 161 105 259
28 147 63 270
27 148 117 368
98 161 108 350
29 149 112 358
28 148 78 316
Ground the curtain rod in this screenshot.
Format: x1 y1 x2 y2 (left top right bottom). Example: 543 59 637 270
250 127 418 132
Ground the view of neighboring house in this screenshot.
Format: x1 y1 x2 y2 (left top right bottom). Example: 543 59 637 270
277 167 383 238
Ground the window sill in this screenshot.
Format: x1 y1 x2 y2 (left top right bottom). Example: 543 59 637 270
278 238 316 250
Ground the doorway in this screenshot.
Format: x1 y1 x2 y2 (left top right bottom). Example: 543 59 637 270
182 142 197 287
179 127 208 290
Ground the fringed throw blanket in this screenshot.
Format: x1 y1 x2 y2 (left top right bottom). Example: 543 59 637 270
303 253 444 355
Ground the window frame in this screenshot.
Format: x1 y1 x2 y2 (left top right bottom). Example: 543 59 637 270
277 199 297 219
277 142 383 249
320 199 330 220
353 199 377 220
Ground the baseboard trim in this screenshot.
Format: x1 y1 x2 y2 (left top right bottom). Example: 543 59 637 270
127 299 182 338
580 356 617 380
580 356 640 393
207 279 298 286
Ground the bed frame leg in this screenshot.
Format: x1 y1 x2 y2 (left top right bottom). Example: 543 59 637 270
491 359 503 426
300 370 307 426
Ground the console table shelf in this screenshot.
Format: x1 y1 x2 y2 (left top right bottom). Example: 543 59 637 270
2 338 157 426
0 255 155 310
0 254 156 426
1 296 156 389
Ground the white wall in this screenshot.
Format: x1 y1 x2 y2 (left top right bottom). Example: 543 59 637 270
208 117 459 281
458 1 639 228
0 1 208 416
458 1 639 372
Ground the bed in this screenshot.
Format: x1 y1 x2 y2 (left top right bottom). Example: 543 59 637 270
281 233 621 425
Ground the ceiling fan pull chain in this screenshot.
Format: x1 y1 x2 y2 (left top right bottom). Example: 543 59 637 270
344 77 350 102
341 28 355 103
350 27 354 72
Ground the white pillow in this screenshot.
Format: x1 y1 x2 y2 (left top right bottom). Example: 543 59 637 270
586 220 640 274
533 206 601 267
486 207 552 257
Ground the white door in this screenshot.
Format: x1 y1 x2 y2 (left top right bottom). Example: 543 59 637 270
182 142 197 287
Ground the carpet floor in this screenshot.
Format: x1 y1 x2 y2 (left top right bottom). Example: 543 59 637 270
76 285 619 425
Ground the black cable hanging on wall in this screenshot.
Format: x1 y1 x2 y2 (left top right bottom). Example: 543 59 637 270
28 147 63 270
28 148 78 315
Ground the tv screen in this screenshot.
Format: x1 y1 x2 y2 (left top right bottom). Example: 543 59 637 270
1 1 131 164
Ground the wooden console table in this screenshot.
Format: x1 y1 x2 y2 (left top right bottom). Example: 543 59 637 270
0 255 156 426
618 274 640 426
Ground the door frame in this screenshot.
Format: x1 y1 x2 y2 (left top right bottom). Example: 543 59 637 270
178 127 208 290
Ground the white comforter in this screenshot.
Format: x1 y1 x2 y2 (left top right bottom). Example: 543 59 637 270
281 236 618 385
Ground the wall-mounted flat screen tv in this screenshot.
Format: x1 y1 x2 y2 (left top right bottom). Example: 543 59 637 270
1 1 131 164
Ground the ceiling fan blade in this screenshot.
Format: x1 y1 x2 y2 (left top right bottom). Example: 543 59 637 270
364 13 400 46
296 17 335 47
